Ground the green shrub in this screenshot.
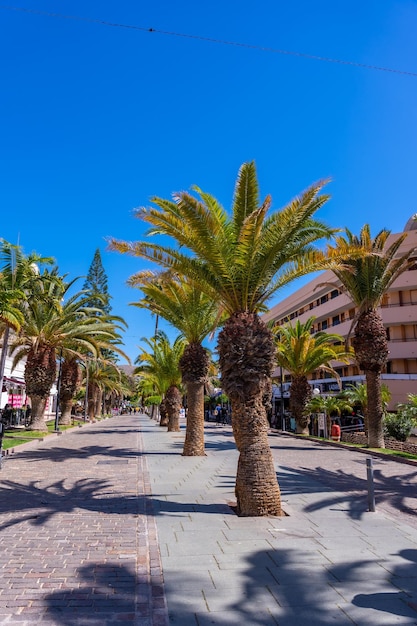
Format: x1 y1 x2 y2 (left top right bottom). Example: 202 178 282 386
384 409 417 442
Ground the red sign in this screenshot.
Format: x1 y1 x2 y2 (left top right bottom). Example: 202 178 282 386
8 394 23 408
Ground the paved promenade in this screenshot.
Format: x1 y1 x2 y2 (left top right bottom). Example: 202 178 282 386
1 413 417 624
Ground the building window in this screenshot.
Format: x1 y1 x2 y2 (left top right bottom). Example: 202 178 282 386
331 289 339 299
332 315 340 326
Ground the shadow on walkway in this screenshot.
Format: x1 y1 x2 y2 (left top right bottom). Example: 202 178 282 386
278 463 417 521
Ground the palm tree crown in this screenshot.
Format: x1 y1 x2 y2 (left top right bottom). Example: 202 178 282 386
328 225 416 316
110 162 335 314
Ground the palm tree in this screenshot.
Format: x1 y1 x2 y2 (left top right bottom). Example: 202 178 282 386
0 240 53 398
273 317 353 434
10 271 126 431
306 394 353 436
58 356 83 424
342 382 391 433
325 225 415 448
85 358 129 420
129 271 219 456
58 317 129 426
109 161 341 516
136 332 186 432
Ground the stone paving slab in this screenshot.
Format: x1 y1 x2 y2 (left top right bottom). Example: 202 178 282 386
0 415 168 625
140 415 417 625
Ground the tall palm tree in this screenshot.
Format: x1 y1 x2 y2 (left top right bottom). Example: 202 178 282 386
0 240 53 398
129 271 219 456
85 357 129 420
273 317 353 434
325 225 416 448
109 161 341 516
136 332 186 432
58 319 129 426
10 271 125 431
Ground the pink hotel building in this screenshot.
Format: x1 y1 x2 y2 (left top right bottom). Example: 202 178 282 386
263 218 417 411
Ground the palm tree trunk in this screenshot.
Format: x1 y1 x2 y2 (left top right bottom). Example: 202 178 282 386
182 381 205 455
180 342 209 456
290 375 312 434
59 398 73 425
159 399 169 426
58 358 81 426
95 389 103 419
366 370 385 448
166 385 182 432
218 312 282 517
29 395 48 431
232 395 282 516
25 346 56 432
88 383 97 421
353 310 388 449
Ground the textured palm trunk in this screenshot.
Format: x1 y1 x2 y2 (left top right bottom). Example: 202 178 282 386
166 385 182 432
88 383 98 421
95 388 103 419
159 399 169 426
365 370 385 448
182 382 205 455
59 398 73 425
352 310 388 449
218 312 282 517
233 394 282 516
290 375 312 434
59 359 81 425
29 395 48 431
25 345 56 432
180 342 209 456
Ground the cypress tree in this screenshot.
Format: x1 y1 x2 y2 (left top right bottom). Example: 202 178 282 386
83 249 112 315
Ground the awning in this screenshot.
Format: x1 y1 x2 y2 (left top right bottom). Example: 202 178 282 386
3 376 25 386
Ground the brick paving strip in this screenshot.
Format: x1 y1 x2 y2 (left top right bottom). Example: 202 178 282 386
0 415 168 625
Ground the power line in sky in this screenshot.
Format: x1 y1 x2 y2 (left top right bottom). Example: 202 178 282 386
1 4 417 78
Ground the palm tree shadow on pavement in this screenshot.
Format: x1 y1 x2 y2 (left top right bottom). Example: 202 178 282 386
6 444 142 463
0 478 237 532
164 547 391 625
277 464 417 521
44 562 143 625
351 548 417 620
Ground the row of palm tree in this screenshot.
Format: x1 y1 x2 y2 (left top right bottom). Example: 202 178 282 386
110 161 415 518
0 240 130 431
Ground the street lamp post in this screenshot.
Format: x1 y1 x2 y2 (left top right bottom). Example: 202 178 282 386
84 365 89 422
54 349 63 432
79 359 89 422
279 365 285 431
313 387 327 438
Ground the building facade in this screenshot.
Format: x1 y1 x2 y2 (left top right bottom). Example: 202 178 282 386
264 218 417 413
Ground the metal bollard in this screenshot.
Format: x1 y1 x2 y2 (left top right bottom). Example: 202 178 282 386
366 457 376 512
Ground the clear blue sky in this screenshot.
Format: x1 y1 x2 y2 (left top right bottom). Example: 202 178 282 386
1 1 417 364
